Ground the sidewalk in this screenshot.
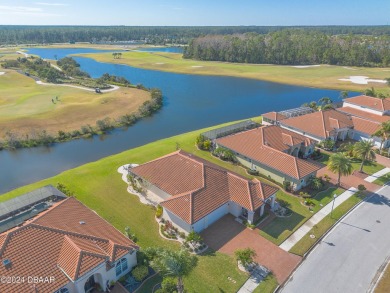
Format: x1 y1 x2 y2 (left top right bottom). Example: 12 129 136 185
237 266 270 293
365 167 390 183
279 187 357 251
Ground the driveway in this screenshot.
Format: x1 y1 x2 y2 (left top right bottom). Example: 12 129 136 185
280 184 390 293
201 215 301 283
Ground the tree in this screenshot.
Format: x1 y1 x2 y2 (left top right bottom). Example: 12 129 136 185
386 78 390 86
340 90 349 99
234 248 257 268
148 248 197 293
327 153 353 186
353 140 376 172
372 121 390 151
364 87 376 97
339 141 355 157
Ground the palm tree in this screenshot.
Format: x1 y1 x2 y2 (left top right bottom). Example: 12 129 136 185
150 248 197 293
339 141 355 157
340 90 349 99
372 121 390 152
327 153 353 186
353 140 376 172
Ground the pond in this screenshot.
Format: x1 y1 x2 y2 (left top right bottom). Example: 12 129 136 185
0 47 352 194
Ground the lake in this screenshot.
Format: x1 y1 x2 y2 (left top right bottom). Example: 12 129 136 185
0 48 350 194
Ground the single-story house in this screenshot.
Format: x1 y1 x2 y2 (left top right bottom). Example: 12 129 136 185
279 109 354 142
129 151 279 233
0 195 138 293
343 95 390 116
216 125 321 191
262 112 288 125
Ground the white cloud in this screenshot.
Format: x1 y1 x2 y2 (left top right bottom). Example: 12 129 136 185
0 5 60 17
35 2 68 6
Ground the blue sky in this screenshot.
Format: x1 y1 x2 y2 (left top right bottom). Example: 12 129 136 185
0 0 389 26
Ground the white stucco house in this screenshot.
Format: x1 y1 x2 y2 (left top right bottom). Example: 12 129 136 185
129 151 279 233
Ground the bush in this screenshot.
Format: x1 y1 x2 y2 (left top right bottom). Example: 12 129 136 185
161 277 177 293
358 184 366 192
304 198 315 206
179 232 186 239
156 205 163 218
283 180 291 191
235 248 257 267
131 265 149 282
248 169 259 176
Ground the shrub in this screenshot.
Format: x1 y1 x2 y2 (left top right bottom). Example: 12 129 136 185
156 205 163 218
179 232 186 239
161 277 177 293
358 184 366 192
304 198 315 206
248 169 259 176
131 265 149 282
283 180 291 191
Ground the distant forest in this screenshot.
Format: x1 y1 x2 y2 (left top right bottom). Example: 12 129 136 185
183 30 390 67
0 25 389 45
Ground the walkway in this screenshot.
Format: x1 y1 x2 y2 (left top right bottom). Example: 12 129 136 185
237 266 269 293
375 154 390 168
365 167 390 183
201 214 301 284
279 187 357 251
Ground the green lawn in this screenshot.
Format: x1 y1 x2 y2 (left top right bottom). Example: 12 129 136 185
0 119 256 293
373 173 390 186
78 50 390 96
318 150 385 176
136 273 163 293
289 192 364 256
311 187 344 213
253 273 279 293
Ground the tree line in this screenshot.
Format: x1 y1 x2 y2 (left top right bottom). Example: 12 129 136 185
0 25 389 45
183 30 390 67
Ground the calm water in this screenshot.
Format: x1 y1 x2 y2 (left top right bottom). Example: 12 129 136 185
0 48 350 194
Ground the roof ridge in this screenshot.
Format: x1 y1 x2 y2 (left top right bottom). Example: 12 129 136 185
0 224 34 257
246 181 254 211
293 157 300 179
30 196 72 222
320 111 327 137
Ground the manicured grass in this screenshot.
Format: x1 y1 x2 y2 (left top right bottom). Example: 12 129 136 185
0 69 149 137
79 50 390 95
253 273 279 293
373 173 390 186
259 190 312 245
318 150 385 176
289 192 364 256
0 119 253 292
311 187 344 213
375 264 390 293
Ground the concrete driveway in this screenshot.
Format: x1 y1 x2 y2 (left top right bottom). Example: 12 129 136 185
201 215 301 283
280 184 390 293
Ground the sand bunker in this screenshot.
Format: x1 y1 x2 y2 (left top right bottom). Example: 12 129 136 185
155 62 165 65
343 67 357 70
191 65 204 68
292 65 321 68
0 72 5 75
338 76 386 85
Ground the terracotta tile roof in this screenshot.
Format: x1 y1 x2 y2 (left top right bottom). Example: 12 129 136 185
280 110 353 139
217 126 320 180
337 107 390 123
343 95 390 112
0 197 137 293
131 150 204 196
351 116 381 135
262 111 287 122
134 151 278 225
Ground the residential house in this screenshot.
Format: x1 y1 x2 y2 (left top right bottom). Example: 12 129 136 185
0 190 138 293
279 109 354 142
338 95 390 148
216 125 321 191
129 151 279 233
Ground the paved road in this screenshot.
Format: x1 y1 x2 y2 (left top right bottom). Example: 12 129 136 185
280 184 390 293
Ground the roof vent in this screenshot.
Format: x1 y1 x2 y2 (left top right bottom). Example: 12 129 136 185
2 259 11 268
79 221 86 225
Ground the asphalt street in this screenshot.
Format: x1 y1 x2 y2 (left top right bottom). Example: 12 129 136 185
280 184 390 293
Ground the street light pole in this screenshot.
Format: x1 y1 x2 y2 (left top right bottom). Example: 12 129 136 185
330 194 337 219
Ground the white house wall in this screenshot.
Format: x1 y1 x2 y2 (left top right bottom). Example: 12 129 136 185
343 102 385 116
228 201 242 218
146 183 172 201
73 251 137 293
192 203 229 233
163 208 192 233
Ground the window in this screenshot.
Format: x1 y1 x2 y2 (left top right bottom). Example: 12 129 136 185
116 257 128 276
54 288 69 293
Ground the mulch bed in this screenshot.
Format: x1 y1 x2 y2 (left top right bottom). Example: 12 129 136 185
352 170 368 180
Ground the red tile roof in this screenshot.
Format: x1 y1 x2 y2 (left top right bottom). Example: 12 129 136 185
351 116 381 135
132 151 278 225
344 95 390 112
216 126 320 180
0 197 137 293
337 107 390 123
280 109 353 139
263 112 288 122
